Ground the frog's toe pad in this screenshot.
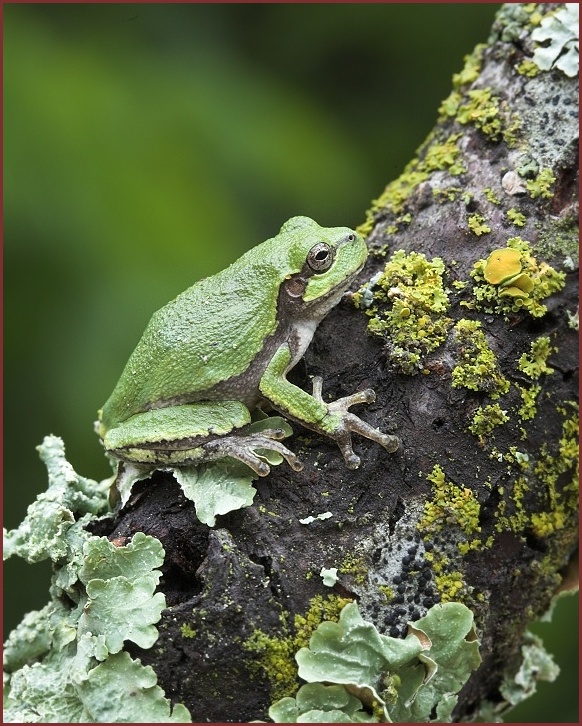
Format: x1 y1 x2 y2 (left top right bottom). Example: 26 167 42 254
203 432 302 476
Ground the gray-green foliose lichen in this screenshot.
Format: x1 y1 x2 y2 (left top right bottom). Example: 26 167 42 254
3 436 191 723
268 599 481 723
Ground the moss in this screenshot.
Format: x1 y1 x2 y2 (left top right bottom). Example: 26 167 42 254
467 237 566 318
243 594 352 701
467 213 491 237
469 403 509 439
517 337 555 379
506 208 527 227
526 168 556 199
359 250 452 374
451 319 510 399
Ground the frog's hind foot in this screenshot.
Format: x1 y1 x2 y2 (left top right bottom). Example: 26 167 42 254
202 430 303 477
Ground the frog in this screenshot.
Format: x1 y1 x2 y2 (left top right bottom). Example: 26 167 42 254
97 216 399 478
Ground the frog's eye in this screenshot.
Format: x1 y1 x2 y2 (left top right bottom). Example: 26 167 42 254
307 243 335 272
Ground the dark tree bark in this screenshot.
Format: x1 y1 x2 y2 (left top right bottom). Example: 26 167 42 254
95 5 578 722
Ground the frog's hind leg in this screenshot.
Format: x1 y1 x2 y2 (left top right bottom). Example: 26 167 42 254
202 429 303 476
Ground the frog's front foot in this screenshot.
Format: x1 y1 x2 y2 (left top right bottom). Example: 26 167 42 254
203 427 303 477
312 376 400 469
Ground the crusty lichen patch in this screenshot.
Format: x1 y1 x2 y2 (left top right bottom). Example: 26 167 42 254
451 319 510 398
357 132 467 236
354 250 452 374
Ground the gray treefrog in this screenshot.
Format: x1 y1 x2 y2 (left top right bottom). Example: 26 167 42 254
97 216 399 477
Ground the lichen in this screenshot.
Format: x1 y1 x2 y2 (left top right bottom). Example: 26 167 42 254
494 404 578 542
517 336 555 379
526 167 556 199
359 132 466 232
506 208 527 227
517 384 542 422
531 3 579 78
243 594 352 701
451 319 510 398
270 600 481 723
467 213 491 237
419 465 481 539
515 58 542 77
483 187 501 205
469 403 509 439
456 88 503 141
338 553 368 585
180 623 197 639
452 43 486 88
3 437 190 723
490 2 543 44
467 237 566 317
357 250 452 374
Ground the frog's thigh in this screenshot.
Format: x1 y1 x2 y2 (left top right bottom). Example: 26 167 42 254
104 400 251 449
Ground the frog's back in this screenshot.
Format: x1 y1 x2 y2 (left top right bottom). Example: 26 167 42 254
100 238 285 427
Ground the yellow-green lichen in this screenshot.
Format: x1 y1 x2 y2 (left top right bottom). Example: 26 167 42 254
438 44 486 119
338 553 368 585
444 82 521 146
451 319 510 398
359 250 452 374
359 133 467 233
456 88 503 141
468 237 566 317
243 594 352 701
469 403 509 439
180 623 197 639
517 384 542 421
506 208 527 227
453 44 486 88
526 168 556 199
434 571 467 602
494 405 578 541
517 337 555 379
378 585 395 602
515 58 542 77
468 213 491 236
419 464 481 538
483 187 501 205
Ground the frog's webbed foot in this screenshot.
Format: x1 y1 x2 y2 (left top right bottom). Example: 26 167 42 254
203 428 303 477
312 376 400 469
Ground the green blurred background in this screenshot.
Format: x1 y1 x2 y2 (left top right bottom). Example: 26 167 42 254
4 3 577 721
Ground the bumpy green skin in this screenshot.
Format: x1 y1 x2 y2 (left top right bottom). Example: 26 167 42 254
98 216 398 473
